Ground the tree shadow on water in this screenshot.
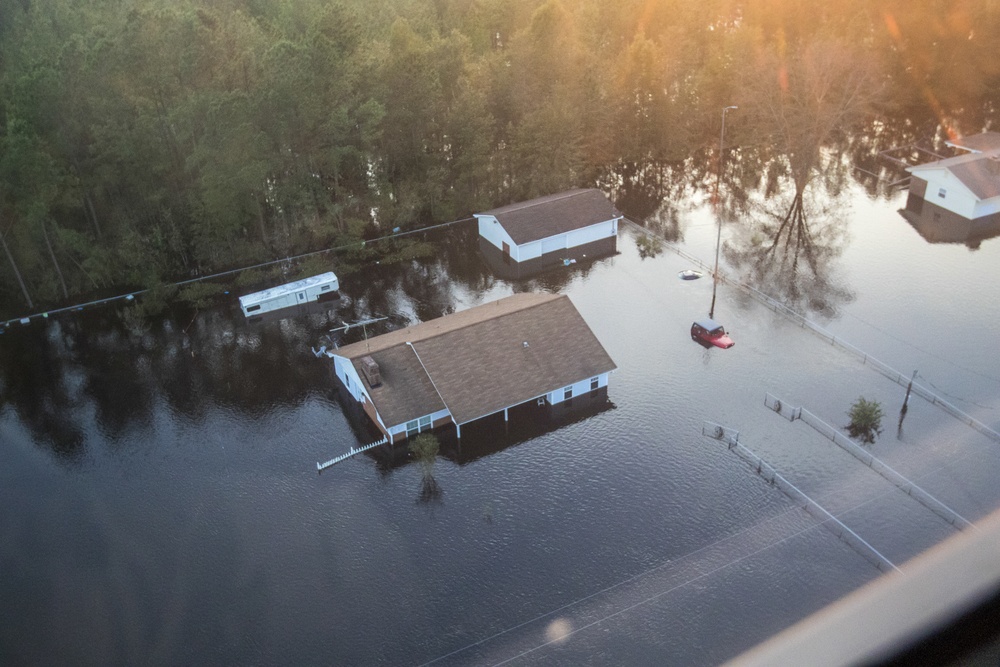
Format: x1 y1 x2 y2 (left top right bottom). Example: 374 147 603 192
724 177 854 318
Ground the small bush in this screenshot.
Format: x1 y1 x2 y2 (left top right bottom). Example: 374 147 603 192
409 433 439 466
847 397 884 444
636 235 663 259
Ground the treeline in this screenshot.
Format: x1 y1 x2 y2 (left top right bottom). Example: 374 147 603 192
2 0 999 316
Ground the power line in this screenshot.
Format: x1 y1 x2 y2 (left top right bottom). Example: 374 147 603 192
1 217 474 329
459 448 978 666
842 310 1000 386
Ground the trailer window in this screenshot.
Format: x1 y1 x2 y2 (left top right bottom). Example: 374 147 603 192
321 285 331 291
246 305 260 312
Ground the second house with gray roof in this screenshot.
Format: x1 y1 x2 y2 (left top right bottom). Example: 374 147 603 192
475 189 622 265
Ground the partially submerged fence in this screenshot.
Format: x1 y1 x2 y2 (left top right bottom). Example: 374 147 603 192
702 421 900 573
317 436 388 472
622 219 1000 445
764 394 975 532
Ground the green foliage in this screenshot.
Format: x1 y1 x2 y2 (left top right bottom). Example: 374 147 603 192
136 283 179 318
409 433 440 474
0 0 985 319
635 235 663 260
119 303 151 337
846 397 884 444
177 282 226 309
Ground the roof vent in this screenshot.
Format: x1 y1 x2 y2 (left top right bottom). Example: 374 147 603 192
523 341 529 348
360 356 382 387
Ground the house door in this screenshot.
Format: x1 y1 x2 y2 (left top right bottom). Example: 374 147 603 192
502 241 511 265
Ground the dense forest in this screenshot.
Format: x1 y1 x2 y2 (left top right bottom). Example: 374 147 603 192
2 0 999 318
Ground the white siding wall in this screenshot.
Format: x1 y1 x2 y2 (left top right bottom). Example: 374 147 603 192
920 171 978 218
332 356 370 406
530 219 619 259
547 372 609 405
974 196 1000 218
387 407 452 439
541 235 566 254
518 240 543 261
480 215 621 263
564 218 618 248
477 216 514 251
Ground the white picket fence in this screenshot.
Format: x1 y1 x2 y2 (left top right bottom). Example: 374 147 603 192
317 436 388 471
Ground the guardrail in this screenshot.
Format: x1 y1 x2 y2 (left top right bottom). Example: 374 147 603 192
622 219 1000 445
764 394 975 532
702 420 900 574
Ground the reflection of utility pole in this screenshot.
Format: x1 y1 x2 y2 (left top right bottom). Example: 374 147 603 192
710 105 738 320
898 369 917 431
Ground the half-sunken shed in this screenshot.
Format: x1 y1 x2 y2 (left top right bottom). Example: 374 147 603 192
476 189 621 266
330 292 616 443
906 132 1000 220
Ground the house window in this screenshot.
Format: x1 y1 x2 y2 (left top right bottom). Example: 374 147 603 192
406 420 419 437
938 188 947 198
419 415 432 430
590 377 599 391
564 387 573 401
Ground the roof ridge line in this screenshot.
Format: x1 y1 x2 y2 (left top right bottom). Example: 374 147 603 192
488 189 591 213
401 293 565 346
341 293 564 357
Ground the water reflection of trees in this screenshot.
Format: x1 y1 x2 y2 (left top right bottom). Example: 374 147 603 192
716 35 885 316
724 174 854 317
0 226 504 459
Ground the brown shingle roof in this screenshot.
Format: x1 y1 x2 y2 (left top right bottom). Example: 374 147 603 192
477 189 619 246
349 345 446 428
336 292 617 427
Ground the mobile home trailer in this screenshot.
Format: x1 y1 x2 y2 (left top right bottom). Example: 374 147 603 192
238 271 339 316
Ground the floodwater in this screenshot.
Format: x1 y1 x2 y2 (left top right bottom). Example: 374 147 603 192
4 182 1000 665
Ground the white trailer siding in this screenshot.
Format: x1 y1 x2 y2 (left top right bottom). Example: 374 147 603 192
239 272 339 316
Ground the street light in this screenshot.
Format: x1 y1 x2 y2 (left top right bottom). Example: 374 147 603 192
710 105 738 320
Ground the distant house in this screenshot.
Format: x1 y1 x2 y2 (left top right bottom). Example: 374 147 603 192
906 133 1000 220
475 189 622 266
329 292 616 443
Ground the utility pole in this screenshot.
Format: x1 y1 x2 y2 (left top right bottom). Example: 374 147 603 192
898 370 917 430
710 105 737 320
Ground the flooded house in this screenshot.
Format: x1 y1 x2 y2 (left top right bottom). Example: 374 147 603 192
905 132 1000 221
475 189 622 267
328 292 616 444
